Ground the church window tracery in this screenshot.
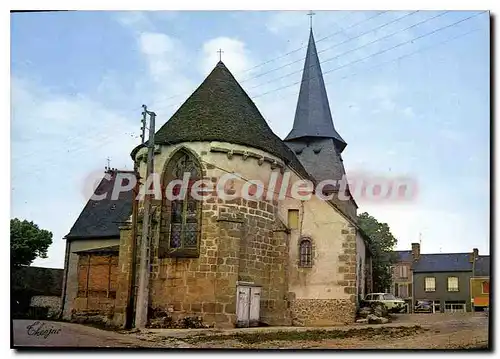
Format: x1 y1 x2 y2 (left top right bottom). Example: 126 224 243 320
299 238 313 267
160 150 202 258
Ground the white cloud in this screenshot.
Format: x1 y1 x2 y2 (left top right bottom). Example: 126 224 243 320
11 77 139 268
200 37 255 80
139 32 175 56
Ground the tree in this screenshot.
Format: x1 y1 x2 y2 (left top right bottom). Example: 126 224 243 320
11 218 53 268
358 212 398 293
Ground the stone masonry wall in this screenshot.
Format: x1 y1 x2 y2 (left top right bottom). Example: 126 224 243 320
148 172 290 328
113 224 134 327
131 142 292 328
30 296 61 318
290 299 355 326
288 221 358 326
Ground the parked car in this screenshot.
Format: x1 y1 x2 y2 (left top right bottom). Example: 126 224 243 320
414 300 433 313
363 293 406 313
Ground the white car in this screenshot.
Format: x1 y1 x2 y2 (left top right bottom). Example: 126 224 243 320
363 293 406 313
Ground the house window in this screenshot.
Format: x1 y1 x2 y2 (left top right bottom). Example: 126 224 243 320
447 276 459 292
288 209 299 230
399 284 409 298
482 281 490 294
399 265 408 279
160 150 202 257
425 277 436 292
299 238 312 267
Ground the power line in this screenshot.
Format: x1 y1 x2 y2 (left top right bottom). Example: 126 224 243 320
240 11 388 79
239 10 358 74
250 10 448 95
158 11 388 105
272 27 480 104
243 10 421 85
160 10 447 109
15 14 483 167
252 11 485 99
335 27 480 84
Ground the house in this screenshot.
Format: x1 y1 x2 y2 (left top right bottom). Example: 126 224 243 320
470 254 490 310
62 28 373 328
393 243 489 313
391 249 413 311
12 266 64 318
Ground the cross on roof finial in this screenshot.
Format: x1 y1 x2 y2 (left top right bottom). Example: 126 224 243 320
106 157 111 169
307 10 315 29
217 48 224 62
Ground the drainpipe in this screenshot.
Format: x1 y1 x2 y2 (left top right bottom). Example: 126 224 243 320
59 237 71 319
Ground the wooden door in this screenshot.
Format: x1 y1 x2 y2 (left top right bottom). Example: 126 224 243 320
249 287 261 327
236 286 250 327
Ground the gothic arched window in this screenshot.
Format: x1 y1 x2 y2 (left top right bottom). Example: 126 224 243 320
299 238 313 267
161 150 202 257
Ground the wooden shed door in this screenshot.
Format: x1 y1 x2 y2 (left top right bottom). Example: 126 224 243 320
236 286 250 327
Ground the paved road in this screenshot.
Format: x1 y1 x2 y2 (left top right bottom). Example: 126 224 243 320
12 320 149 348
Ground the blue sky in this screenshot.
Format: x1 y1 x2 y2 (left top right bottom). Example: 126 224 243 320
11 10 490 268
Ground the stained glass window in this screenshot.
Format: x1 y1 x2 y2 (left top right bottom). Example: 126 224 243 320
299 239 312 267
165 151 201 254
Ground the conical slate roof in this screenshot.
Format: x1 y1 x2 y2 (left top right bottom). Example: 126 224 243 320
139 61 311 179
285 29 347 152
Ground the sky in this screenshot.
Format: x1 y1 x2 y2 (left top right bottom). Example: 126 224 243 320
10 10 490 268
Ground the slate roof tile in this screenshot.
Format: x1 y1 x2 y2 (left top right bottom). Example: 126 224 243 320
65 170 134 239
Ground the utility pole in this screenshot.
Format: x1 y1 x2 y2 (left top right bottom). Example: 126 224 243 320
127 106 149 328
135 104 156 329
140 107 147 144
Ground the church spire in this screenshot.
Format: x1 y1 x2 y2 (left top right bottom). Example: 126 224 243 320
285 28 347 153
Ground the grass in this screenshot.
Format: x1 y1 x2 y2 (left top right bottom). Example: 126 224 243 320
184 325 427 345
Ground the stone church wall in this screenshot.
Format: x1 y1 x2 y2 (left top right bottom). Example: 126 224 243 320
128 142 292 328
280 171 358 326
114 140 358 328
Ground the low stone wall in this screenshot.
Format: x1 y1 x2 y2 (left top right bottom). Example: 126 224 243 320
30 295 61 318
290 299 356 326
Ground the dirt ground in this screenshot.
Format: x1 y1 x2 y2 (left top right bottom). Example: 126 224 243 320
127 312 490 349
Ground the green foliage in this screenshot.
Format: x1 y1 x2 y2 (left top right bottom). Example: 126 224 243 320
358 212 398 293
11 218 53 267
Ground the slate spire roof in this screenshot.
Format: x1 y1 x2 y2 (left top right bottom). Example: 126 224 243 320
135 61 311 179
285 29 347 153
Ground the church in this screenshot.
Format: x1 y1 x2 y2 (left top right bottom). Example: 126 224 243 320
61 28 373 328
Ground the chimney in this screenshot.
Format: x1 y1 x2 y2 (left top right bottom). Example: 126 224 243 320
470 248 479 262
411 242 420 261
